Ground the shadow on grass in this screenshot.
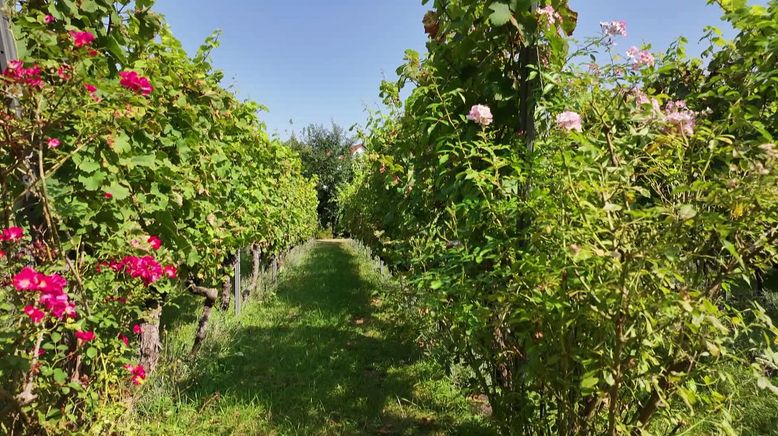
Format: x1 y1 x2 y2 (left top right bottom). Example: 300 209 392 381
160 292 202 331
176 241 492 435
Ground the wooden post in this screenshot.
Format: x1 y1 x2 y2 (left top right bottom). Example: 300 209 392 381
246 243 262 299
234 249 241 315
139 306 162 372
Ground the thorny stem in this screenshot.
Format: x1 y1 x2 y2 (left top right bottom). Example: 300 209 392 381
15 331 44 406
12 132 98 204
37 144 61 253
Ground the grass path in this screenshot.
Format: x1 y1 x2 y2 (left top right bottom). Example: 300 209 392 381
132 240 492 435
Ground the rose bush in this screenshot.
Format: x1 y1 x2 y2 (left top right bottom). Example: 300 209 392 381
1 0 316 433
338 0 777 433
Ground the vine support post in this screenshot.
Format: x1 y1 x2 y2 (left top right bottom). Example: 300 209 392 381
0 9 18 71
1 8 20 227
139 304 163 374
234 249 241 315
245 243 262 299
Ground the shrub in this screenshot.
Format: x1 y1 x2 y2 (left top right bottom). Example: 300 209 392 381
0 1 316 432
338 1 778 433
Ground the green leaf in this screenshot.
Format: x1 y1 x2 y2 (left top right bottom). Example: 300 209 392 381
678 204 697 221
186 247 201 266
113 134 132 154
106 182 131 200
52 368 67 384
488 3 512 26
105 35 127 64
79 0 98 12
85 347 98 359
719 0 747 11
704 341 720 357
559 5 579 36
77 158 101 173
78 172 106 191
580 376 599 390
677 387 696 410
121 154 158 169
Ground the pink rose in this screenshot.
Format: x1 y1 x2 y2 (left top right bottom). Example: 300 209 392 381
57 64 71 81
23 305 46 324
124 364 146 385
6 60 23 71
118 71 154 96
163 265 177 279
75 330 96 342
147 235 162 250
556 111 583 132
537 6 562 28
467 104 493 127
664 101 697 136
69 31 95 48
35 273 68 294
2 226 24 242
627 47 655 70
13 267 40 291
600 20 627 37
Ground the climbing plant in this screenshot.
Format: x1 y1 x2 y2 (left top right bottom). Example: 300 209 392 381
338 0 778 433
0 0 316 432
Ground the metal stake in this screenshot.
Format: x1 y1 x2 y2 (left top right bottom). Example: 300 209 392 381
0 9 18 71
234 249 241 315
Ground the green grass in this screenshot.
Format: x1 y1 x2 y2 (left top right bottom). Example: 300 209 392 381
124 242 778 435
127 241 493 435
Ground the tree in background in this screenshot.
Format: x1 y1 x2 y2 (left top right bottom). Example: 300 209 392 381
287 123 354 230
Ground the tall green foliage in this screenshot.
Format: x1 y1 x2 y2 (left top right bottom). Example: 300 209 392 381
338 1 778 433
1 0 316 432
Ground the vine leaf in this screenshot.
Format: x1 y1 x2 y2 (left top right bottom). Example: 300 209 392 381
106 182 130 200
719 0 747 11
488 3 512 26
559 5 578 36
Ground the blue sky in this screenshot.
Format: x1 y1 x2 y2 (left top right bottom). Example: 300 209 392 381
153 0 750 139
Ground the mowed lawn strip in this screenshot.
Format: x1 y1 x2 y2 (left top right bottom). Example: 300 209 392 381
131 240 493 435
